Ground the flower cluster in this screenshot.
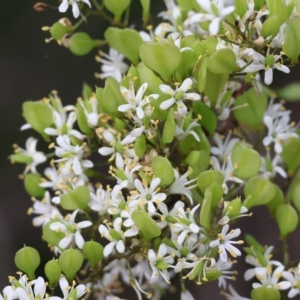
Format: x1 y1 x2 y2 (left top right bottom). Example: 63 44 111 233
7 0 300 299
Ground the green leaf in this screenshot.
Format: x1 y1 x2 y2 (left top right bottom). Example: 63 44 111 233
104 28 143 64
283 19 300 63
82 241 104 268
76 105 92 135
82 82 93 99
231 142 261 179
196 56 208 92
233 88 268 128
208 183 223 209
207 49 236 74
292 182 300 213
187 150 210 179
277 83 300 101
140 0 150 21
23 101 53 137
251 286 280 300
152 156 174 186
162 108 176 144
139 41 182 80
243 177 277 208
15 246 41 280
235 0 248 17
266 184 284 214
197 170 224 194
135 134 147 157
132 210 161 240
69 32 96 56
42 219 65 247
103 0 131 21
203 71 229 105
192 102 217 135
261 15 282 37
275 204 298 237
281 138 300 171
24 173 45 198
200 189 212 229
59 249 83 282
103 77 124 113
60 186 90 211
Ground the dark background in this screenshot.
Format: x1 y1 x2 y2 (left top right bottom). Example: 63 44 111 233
0 1 300 299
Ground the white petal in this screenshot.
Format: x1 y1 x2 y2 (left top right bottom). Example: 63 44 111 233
116 240 125 253
71 2 80 18
75 231 85 249
58 0 68 13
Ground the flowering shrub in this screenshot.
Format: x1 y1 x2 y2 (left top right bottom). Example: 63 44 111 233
6 0 300 299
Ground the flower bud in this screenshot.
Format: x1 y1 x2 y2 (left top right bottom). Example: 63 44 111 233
59 249 83 282
69 32 96 56
24 173 45 198
14 246 41 280
45 259 61 288
82 241 104 268
50 22 72 40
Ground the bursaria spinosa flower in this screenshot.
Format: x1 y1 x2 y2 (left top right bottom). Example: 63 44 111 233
96 48 129 82
221 285 250 300
148 243 174 284
159 78 200 117
11 137 46 174
210 224 243 262
49 209 92 249
3 275 46 300
49 277 87 300
283 263 300 298
252 265 291 290
59 0 91 18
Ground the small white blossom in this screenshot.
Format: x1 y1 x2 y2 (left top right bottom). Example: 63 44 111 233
50 209 92 249
97 48 129 82
159 78 200 117
59 0 91 18
210 225 243 262
283 263 300 298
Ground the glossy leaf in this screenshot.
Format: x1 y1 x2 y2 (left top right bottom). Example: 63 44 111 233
23 101 53 137
207 49 236 74
232 142 261 179
233 88 268 128
275 204 298 237
192 102 217 135
152 156 174 186
60 186 90 211
283 19 300 63
162 108 176 144
197 170 224 194
139 41 182 80
243 177 276 208
103 77 124 113
104 28 143 64
132 210 161 240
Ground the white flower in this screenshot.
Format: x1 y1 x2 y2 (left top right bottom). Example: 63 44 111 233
253 265 291 290
211 133 239 159
215 259 237 289
98 130 136 169
4 275 47 300
263 114 298 153
99 217 129 257
175 118 200 142
243 51 290 85
59 0 91 18
50 209 92 249
96 48 129 82
129 178 167 213
89 186 109 215
119 82 159 119
168 169 197 204
28 191 61 227
283 263 300 298
244 246 283 281
209 224 243 262
55 135 94 177
11 137 47 173
49 277 87 300
260 153 287 179
148 243 174 284
181 290 195 300
39 166 65 190
159 78 200 117
184 0 235 35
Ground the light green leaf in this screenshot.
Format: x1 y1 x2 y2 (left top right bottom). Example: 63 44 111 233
200 189 211 229
277 83 300 101
69 32 96 56
103 0 131 21
152 156 174 186
283 19 300 63
275 204 298 237
207 49 236 74
197 170 224 194
281 138 300 171
59 249 83 282
60 186 90 211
